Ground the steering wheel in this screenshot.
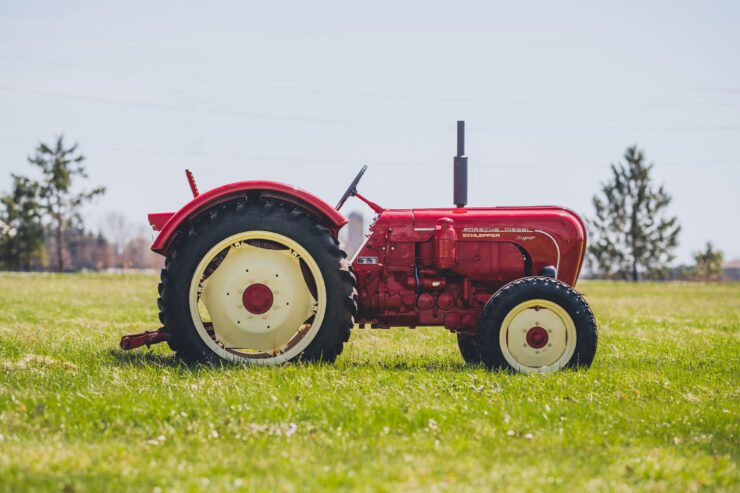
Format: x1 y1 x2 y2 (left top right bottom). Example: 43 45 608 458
335 165 367 211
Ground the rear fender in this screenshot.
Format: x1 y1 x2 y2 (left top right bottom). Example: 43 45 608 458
149 181 347 255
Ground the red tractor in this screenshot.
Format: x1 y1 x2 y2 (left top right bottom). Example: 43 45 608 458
121 122 597 374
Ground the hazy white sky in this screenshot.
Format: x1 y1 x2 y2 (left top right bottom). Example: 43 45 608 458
1 0 738 263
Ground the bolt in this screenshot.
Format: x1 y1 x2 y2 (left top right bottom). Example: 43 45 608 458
548 329 552 333
548 343 552 347
535 350 539 354
523 343 527 347
262 315 268 320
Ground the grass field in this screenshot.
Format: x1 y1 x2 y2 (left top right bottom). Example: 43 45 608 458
0 273 738 492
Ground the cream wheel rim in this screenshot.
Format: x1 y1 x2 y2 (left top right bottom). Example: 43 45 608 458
188 230 327 364
499 299 576 374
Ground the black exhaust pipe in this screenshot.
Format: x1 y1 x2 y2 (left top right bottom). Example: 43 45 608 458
454 120 468 208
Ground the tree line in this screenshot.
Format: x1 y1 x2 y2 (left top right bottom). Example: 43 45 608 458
0 137 727 279
0 136 161 272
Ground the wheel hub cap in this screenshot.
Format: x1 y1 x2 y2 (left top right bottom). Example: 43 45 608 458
526 326 548 349
242 283 273 314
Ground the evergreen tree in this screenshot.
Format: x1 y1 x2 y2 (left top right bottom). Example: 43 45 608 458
692 242 723 281
0 175 45 270
588 146 680 281
28 136 105 271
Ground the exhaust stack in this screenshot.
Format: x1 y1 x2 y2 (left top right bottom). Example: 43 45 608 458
453 120 468 208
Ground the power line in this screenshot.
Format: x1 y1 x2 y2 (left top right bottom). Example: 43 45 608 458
0 86 177 110
3 52 740 108
0 137 736 169
2 85 740 135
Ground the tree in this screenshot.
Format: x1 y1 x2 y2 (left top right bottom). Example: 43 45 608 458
692 242 723 281
59 226 109 271
0 175 46 270
95 233 113 270
588 146 680 281
28 136 105 272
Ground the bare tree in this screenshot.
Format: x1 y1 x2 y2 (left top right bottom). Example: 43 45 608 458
122 236 163 270
101 212 132 256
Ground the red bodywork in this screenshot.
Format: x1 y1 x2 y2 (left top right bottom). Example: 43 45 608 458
127 179 585 350
148 181 347 255
351 206 586 334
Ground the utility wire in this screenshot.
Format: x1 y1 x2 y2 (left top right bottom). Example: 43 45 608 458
0 137 735 169
3 52 740 108
2 84 740 135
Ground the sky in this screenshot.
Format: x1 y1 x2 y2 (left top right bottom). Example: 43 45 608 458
1 0 738 264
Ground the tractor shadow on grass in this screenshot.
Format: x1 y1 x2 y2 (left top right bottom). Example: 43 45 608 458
105 349 294 372
104 348 484 373
340 359 477 372
106 349 186 369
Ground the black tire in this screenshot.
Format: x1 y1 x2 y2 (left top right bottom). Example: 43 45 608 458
157 198 356 364
457 334 483 365
476 277 597 373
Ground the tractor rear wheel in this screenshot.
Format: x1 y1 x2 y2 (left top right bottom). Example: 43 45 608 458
476 277 597 373
157 199 356 364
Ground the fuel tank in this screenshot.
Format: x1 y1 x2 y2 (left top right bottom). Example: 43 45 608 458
354 206 586 284
413 206 587 285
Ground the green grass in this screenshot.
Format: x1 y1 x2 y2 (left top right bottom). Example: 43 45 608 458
0 274 738 492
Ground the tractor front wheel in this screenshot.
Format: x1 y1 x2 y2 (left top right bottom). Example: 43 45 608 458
157 199 356 365
476 277 597 373
456 334 482 365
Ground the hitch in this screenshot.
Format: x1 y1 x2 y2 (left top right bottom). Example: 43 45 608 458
120 328 167 350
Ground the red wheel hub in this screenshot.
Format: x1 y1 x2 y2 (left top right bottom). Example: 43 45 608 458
526 326 548 349
242 283 274 314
